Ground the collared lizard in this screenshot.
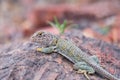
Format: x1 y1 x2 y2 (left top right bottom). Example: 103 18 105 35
31 31 120 80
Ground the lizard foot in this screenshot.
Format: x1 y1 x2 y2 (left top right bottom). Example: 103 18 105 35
77 69 90 80
37 48 43 52
73 62 95 80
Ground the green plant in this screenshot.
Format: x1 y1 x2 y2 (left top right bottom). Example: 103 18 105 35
48 17 67 34
99 26 111 35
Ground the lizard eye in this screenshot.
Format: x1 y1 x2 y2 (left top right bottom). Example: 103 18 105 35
38 32 44 36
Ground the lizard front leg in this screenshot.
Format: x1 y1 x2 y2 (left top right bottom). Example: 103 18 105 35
37 46 57 53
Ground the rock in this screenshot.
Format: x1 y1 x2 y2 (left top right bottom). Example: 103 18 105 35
0 30 119 80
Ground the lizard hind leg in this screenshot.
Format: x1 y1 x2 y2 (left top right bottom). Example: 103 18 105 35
73 62 95 80
90 55 106 69
90 55 100 64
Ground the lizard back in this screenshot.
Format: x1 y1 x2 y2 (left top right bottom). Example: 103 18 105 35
56 38 90 63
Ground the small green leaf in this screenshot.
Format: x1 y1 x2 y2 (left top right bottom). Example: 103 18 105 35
48 17 67 34
54 16 60 28
100 26 111 35
47 21 56 28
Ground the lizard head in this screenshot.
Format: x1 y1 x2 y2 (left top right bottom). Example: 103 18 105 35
31 31 58 47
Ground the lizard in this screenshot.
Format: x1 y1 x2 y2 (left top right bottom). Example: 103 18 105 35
31 31 120 80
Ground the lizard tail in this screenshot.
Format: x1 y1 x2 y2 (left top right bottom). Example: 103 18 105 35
87 61 119 80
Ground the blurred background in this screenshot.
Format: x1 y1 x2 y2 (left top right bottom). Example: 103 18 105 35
0 0 120 46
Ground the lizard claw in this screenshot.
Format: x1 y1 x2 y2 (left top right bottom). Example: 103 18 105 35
76 69 90 80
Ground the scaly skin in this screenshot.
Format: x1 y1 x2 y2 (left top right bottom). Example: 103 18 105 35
31 31 120 80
